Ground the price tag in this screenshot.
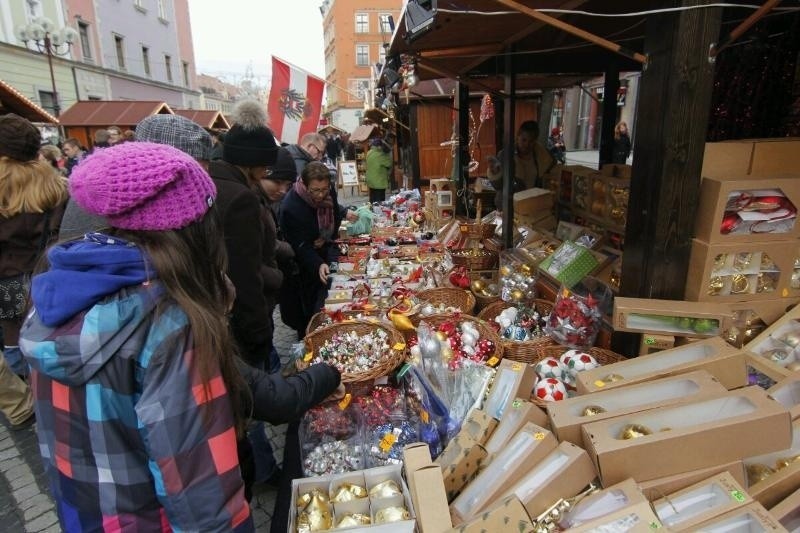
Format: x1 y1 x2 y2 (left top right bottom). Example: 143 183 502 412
511 362 523 372
730 490 746 503
421 410 430 424
533 432 545 440
512 399 522 409
486 356 500 367
379 432 397 452
393 342 406 351
304 352 313 362
594 380 606 387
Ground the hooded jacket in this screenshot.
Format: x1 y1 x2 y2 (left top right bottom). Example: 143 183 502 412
20 235 253 533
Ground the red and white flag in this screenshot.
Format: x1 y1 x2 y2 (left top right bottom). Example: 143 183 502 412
267 56 324 145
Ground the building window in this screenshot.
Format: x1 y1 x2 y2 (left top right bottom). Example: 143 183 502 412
164 54 173 82
142 46 150 76
378 46 387 68
355 44 369 67
78 21 92 60
38 90 55 115
348 78 370 103
182 61 190 87
114 35 126 70
355 13 368 33
134 0 145 11
379 14 392 34
157 0 167 20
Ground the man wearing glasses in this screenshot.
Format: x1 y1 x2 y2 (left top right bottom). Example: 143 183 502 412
285 132 328 176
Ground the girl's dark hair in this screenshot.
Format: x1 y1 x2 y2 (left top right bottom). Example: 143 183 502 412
301 161 331 186
114 206 250 434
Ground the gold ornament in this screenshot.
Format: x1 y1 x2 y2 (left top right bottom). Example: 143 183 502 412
369 480 402 499
708 276 724 296
374 506 410 524
519 263 533 275
510 289 525 302
731 274 750 294
500 265 512 277
746 463 775 485
331 483 367 503
581 405 607 417
776 455 800 470
335 513 371 528
387 309 415 331
471 279 486 293
757 272 776 293
619 423 652 440
602 373 625 383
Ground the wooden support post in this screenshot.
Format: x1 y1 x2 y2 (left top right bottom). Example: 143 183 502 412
455 81 470 216
615 1 722 356
539 89 555 145
409 103 422 190
599 66 619 166
502 48 517 249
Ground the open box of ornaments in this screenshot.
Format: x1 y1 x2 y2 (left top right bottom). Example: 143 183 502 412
289 464 416 532
744 304 800 379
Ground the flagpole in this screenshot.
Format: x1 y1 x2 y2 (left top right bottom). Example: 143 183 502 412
270 55 410 132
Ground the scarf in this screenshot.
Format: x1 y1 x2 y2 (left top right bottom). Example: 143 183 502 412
294 177 334 239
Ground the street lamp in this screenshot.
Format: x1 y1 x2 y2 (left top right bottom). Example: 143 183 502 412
14 17 78 117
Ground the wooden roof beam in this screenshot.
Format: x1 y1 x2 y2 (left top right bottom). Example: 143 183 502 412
420 43 503 59
710 0 782 58
492 0 648 64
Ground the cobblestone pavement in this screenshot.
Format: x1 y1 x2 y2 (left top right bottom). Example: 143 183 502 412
0 307 301 533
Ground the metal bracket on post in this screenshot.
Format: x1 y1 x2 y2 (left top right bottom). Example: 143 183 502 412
708 43 718 64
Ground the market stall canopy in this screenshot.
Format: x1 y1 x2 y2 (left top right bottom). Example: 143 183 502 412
58 100 173 127
387 0 656 89
350 124 378 142
0 79 58 124
319 124 346 135
173 109 230 129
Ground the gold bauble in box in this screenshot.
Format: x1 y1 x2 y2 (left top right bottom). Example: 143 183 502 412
510 289 525 302
747 463 775 485
500 265 512 277
519 263 533 275
581 405 607 417
619 424 652 440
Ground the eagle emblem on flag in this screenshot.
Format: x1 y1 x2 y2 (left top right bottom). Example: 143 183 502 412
278 88 312 121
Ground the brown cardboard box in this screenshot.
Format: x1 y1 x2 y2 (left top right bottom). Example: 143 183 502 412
695 176 800 244
652 472 751 531
548 370 728 446
445 495 534 533
640 461 746 501
745 304 800 379
483 398 549 457
484 360 539 421
582 387 792 486
560 478 663 533
513 187 554 216
723 299 800 348
450 422 558 521
685 238 799 302
575 336 747 394
613 297 733 337
497 441 598 519
744 421 800 510
555 221 603 249
702 140 756 178
751 138 800 177
745 352 793 388
458 408 498 446
434 435 488 502
403 444 452 533
693 501 788 531
769 487 800 530
768 376 800 420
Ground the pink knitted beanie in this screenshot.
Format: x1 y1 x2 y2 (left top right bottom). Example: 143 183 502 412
70 142 216 231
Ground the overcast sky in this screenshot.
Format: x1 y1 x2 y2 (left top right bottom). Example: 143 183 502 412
188 1 326 86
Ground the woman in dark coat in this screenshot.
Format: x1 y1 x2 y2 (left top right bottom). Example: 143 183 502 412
280 161 344 336
612 121 632 164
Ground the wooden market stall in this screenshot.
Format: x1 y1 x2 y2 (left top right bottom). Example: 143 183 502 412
58 100 173 149
0 78 59 124
172 109 230 130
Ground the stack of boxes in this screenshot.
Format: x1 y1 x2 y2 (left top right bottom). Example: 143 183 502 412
688 138 800 386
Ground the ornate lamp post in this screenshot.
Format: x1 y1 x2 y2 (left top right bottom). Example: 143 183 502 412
14 17 78 117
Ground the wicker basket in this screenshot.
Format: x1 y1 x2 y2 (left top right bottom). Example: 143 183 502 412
476 299 556 363
413 313 504 364
529 345 627 408
306 309 383 336
450 248 498 270
416 287 476 315
304 320 407 384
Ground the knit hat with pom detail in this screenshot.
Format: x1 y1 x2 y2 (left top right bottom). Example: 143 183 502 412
223 99 279 167
70 142 216 231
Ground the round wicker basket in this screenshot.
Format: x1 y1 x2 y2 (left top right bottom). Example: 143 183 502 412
450 248 498 270
473 292 502 312
413 313 504 364
476 299 556 363
304 321 407 384
305 309 384 336
529 345 627 408
416 287 476 315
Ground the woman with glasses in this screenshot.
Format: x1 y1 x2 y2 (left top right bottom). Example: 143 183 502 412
279 161 344 336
